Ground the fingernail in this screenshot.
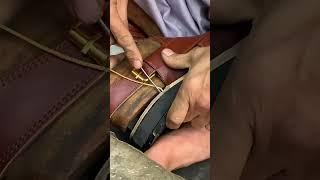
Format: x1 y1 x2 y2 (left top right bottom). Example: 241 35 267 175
166 117 182 129
166 121 177 129
162 48 174 57
133 60 142 69
205 124 210 131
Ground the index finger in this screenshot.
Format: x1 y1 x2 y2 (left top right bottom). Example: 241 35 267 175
110 2 142 69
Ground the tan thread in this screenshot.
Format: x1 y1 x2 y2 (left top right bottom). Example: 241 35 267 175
0 23 105 71
0 23 164 90
109 69 156 88
140 67 163 92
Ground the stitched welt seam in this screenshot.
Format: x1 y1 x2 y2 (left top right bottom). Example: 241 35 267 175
144 39 174 84
0 41 67 88
0 70 98 172
0 53 50 87
0 56 50 166
110 84 143 118
0 51 51 168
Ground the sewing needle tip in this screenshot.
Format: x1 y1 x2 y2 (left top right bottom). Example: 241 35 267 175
140 67 163 93
98 18 110 36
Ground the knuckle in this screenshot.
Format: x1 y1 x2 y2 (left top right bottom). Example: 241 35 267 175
196 94 210 111
183 78 197 91
126 50 139 60
117 34 133 45
191 47 208 60
191 47 202 57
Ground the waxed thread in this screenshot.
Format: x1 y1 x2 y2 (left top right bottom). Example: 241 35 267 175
0 23 163 90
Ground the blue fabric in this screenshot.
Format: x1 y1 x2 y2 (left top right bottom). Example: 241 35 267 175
134 0 210 37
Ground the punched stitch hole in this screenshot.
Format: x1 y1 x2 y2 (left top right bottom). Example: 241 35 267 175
29 61 36 67
62 97 68 103
25 128 33 137
77 84 84 90
32 61 39 68
15 140 21 149
85 78 91 84
21 66 28 73
8 144 16 154
17 73 22 78
32 120 41 129
1 81 6 87
2 154 7 161
57 101 64 107
51 105 58 112
7 74 14 82
47 109 53 116
37 58 45 64
75 83 81 88
43 58 51 64
71 88 77 94
66 92 73 98
42 114 49 121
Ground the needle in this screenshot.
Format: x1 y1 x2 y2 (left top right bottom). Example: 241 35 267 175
141 67 163 93
98 18 110 36
101 17 162 93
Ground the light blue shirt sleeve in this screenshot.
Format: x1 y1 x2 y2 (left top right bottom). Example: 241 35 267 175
134 0 210 37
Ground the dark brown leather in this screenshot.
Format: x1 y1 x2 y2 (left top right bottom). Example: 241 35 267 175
110 33 210 130
68 23 108 66
0 40 105 175
127 1 162 37
212 22 251 57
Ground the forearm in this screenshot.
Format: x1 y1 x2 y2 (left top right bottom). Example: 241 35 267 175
212 70 253 180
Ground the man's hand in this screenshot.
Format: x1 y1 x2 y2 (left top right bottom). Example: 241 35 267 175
161 47 210 129
110 0 142 69
145 125 210 171
145 46 211 171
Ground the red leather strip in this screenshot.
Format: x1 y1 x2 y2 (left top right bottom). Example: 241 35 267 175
109 63 154 115
198 32 211 47
0 41 105 174
110 32 210 115
110 76 143 117
145 32 210 84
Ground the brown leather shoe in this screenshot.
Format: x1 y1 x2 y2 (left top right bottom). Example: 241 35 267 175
0 7 108 178
110 33 210 139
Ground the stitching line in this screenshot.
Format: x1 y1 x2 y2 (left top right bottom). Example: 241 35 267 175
0 70 96 169
0 41 67 88
0 41 97 170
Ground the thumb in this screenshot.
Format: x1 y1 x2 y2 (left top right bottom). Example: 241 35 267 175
161 48 193 69
166 87 189 129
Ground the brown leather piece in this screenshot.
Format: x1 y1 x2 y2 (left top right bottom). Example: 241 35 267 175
110 60 165 130
127 1 162 37
110 33 210 130
129 23 148 39
0 40 105 174
3 78 107 180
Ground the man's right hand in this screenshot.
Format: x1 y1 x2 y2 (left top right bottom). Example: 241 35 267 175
110 0 142 69
161 47 210 130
